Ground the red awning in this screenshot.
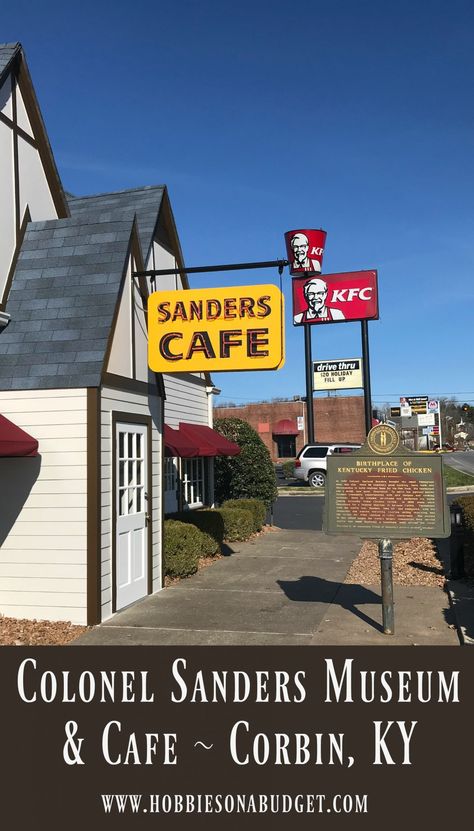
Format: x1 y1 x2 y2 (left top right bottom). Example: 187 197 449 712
179 422 240 457
164 425 199 458
272 418 299 436
0 414 39 457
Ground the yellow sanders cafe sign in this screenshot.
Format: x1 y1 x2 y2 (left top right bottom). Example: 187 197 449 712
148 285 285 372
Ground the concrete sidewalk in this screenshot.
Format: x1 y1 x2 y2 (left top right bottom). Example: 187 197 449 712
75 526 460 647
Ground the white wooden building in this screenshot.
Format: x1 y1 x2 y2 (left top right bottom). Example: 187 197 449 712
0 42 224 625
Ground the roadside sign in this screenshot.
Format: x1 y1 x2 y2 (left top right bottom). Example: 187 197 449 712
400 405 412 417
428 399 440 413
418 413 435 427
324 424 450 539
313 357 363 391
284 229 327 276
401 396 428 415
390 407 401 417
401 415 419 428
386 419 397 428
148 284 285 372
292 270 378 326
297 416 304 430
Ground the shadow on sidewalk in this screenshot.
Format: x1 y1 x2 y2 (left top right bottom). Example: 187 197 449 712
277 576 384 633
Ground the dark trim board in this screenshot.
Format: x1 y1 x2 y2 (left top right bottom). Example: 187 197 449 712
1 206 31 310
111 411 153 614
11 75 20 236
15 52 69 219
86 388 101 625
102 373 150 396
0 110 37 147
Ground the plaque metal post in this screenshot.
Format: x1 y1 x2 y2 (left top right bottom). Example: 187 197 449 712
361 319 373 436
304 324 315 444
378 538 394 634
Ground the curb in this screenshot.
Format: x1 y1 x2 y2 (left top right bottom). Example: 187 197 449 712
444 583 474 646
277 490 324 497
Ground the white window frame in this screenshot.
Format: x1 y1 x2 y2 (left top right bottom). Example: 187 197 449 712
164 457 177 493
182 457 205 508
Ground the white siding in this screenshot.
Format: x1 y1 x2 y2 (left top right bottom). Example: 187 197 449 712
134 273 148 383
18 137 57 222
15 85 34 138
0 388 88 624
106 253 149 383
100 385 162 622
107 257 132 377
148 241 211 429
164 373 209 427
0 70 59 304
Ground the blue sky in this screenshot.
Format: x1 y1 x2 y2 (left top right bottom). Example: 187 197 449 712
4 0 474 408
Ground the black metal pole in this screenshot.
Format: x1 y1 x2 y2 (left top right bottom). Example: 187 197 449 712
133 259 290 279
361 319 373 435
378 539 394 635
304 324 315 444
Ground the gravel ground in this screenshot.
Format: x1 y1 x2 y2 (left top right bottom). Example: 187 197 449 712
0 532 445 645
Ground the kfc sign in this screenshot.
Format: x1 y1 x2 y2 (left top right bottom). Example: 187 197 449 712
148 284 285 372
284 229 327 276
292 270 378 326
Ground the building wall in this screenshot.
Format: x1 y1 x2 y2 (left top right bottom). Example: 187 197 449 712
0 388 88 623
214 397 366 462
0 69 60 305
100 385 162 622
149 240 211 429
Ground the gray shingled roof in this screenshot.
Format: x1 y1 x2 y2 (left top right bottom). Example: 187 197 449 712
69 186 164 262
0 42 20 81
0 216 134 390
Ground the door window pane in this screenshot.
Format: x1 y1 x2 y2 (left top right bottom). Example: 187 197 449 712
119 487 127 517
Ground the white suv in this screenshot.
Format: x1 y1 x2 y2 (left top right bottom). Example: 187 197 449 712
293 443 361 488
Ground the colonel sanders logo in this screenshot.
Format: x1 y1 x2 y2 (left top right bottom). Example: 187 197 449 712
284 228 327 276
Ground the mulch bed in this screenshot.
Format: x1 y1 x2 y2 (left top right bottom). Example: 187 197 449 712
0 616 89 646
345 537 445 587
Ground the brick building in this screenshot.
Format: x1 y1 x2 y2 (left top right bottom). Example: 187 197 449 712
214 397 366 462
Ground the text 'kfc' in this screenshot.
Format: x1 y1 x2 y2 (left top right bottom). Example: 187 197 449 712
292 270 379 327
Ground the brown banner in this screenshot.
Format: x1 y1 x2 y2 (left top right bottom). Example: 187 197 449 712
1 646 472 829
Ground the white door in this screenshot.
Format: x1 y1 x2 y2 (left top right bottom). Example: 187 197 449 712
116 422 148 610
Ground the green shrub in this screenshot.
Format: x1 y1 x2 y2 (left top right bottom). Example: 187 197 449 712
282 460 296 479
456 496 474 580
457 495 474 531
167 510 223 556
219 507 254 541
163 520 201 577
214 418 277 507
222 498 266 533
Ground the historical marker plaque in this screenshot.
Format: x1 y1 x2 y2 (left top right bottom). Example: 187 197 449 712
323 424 450 538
